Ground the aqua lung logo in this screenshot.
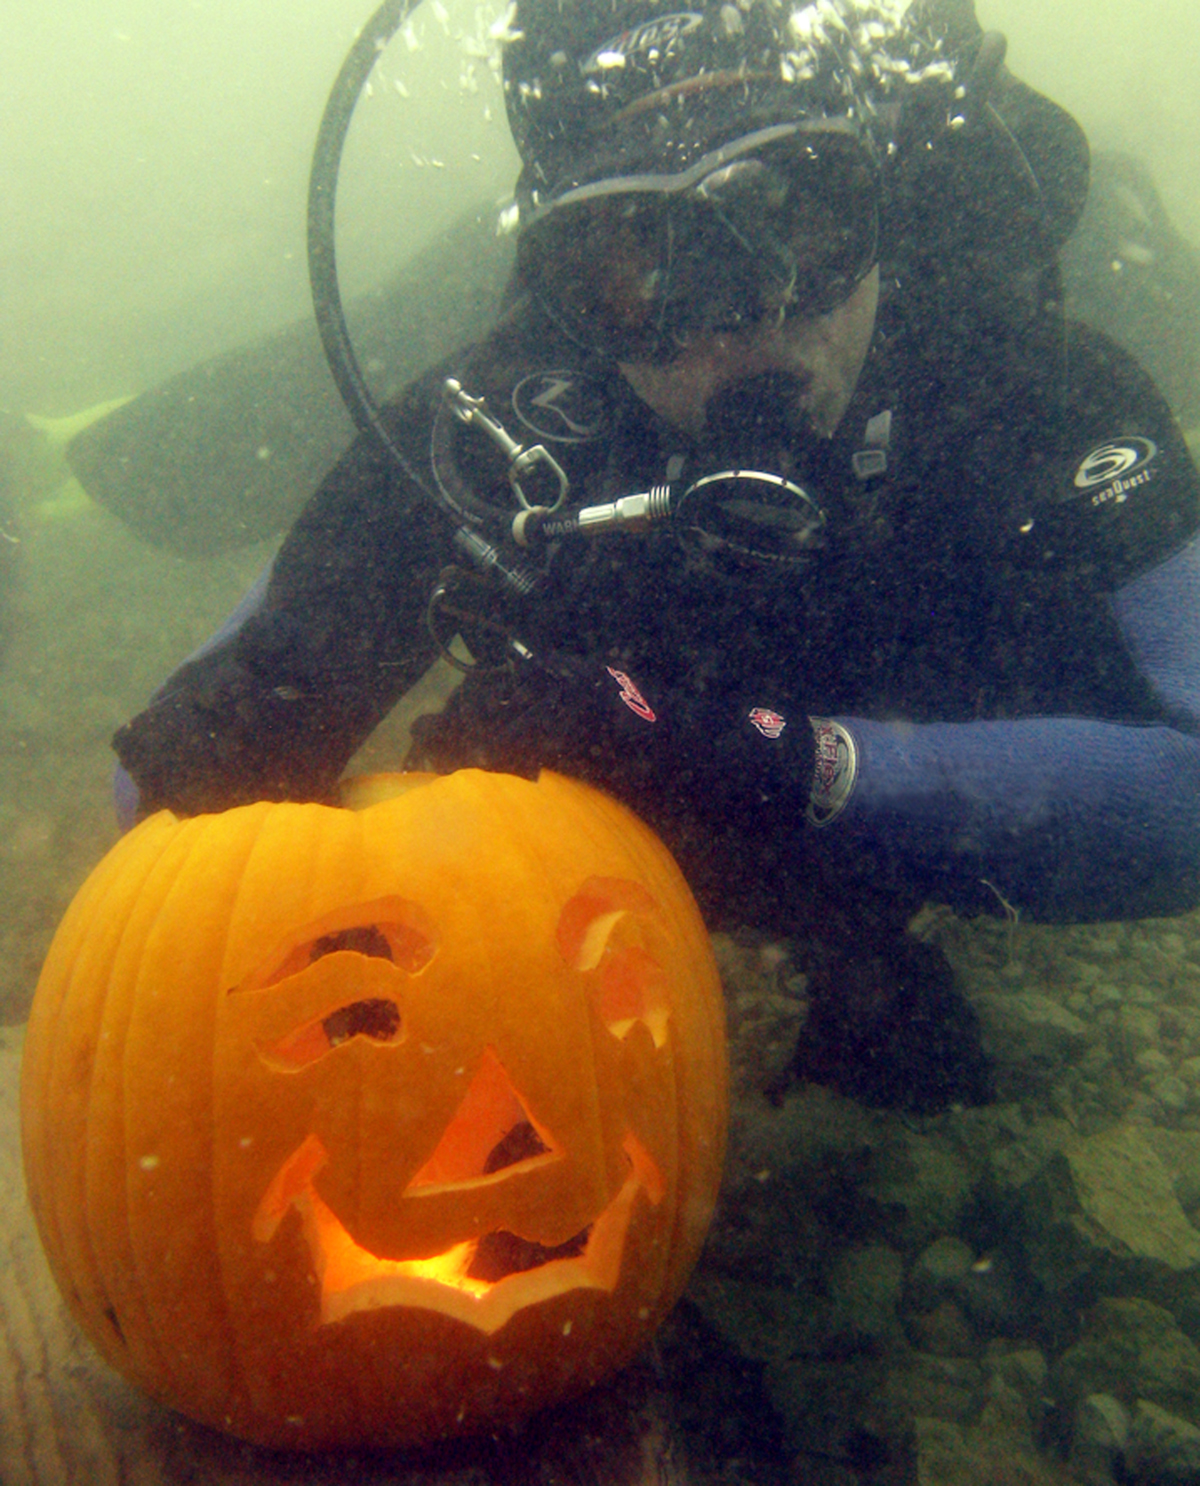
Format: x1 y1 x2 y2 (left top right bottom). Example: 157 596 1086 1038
583 12 705 73
1072 437 1159 509
512 371 610 443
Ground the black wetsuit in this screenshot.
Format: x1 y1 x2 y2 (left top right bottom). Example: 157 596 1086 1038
113 282 1200 1105
115 278 1200 889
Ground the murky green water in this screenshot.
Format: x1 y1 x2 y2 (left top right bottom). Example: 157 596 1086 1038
2 3 1200 1482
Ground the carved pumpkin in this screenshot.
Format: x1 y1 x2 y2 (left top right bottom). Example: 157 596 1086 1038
20 770 727 1450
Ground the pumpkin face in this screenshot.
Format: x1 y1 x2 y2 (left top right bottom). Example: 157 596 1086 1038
20 770 726 1450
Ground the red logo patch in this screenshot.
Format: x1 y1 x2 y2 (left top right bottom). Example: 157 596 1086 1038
606 667 657 723
748 707 786 739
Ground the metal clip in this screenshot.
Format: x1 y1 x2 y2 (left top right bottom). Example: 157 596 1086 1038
425 565 537 674
443 378 570 513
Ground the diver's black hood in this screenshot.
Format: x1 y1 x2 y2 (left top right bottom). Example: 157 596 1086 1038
502 0 1089 258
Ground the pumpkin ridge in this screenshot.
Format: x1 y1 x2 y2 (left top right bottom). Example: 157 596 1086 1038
82 815 233 1386
22 813 185 1371
123 807 272 1412
20 815 179 1309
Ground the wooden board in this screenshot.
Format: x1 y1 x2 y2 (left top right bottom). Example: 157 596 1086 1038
0 1026 687 1486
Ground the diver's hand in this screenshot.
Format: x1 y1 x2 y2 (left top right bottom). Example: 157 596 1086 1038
417 650 817 832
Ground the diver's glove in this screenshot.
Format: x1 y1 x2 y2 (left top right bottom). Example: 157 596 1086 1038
413 649 819 836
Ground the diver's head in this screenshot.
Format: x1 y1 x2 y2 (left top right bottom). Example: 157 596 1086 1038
615 264 879 440
501 0 1089 436
502 0 913 377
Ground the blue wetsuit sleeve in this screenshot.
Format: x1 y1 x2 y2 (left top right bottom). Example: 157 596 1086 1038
828 539 1200 922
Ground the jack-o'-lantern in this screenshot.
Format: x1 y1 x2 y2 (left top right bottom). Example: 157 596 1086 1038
20 769 726 1450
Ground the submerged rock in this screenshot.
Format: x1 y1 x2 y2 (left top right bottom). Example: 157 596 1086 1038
1024 1122 1200 1293
1071 1391 1131 1483
1126 1398 1200 1482
1054 1297 1200 1427
974 990 1091 1095
913 1414 1075 1486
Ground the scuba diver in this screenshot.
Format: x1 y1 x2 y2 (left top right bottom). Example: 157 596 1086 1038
112 0 1200 1113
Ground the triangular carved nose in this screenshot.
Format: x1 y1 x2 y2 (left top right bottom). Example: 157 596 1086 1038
406 1047 558 1192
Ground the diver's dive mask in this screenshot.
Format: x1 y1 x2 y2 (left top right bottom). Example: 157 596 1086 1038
517 123 880 365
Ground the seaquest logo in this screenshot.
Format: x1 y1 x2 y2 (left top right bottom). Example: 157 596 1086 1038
1071 437 1158 510
584 12 705 72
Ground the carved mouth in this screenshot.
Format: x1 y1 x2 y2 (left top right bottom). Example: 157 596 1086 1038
253 1050 664 1335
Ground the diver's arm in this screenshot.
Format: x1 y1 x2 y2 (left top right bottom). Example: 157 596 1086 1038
110 291 621 821
112 411 449 818
822 538 1200 922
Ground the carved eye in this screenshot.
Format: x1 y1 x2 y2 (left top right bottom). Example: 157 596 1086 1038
260 995 404 1070
238 901 437 993
232 896 436 1070
242 909 433 992
557 878 670 1046
310 925 395 961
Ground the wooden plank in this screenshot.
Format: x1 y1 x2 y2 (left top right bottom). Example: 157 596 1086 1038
0 1026 687 1486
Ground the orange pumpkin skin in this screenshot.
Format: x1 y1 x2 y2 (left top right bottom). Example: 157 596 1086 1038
20 770 727 1450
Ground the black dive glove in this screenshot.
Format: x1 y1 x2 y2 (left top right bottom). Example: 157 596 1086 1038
113 633 372 818
411 649 818 840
